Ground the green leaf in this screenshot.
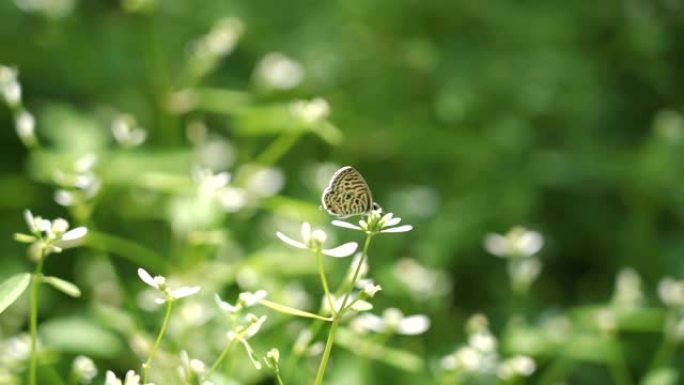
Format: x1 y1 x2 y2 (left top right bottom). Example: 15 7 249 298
641 368 679 385
0 273 31 314
39 317 124 358
42 276 81 298
260 299 332 321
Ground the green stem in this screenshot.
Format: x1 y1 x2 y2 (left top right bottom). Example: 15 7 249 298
205 339 235 379
338 234 373 313
314 318 340 385
142 299 174 384
316 249 336 315
608 334 633 385
256 132 303 165
314 233 374 385
275 370 285 385
28 251 45 385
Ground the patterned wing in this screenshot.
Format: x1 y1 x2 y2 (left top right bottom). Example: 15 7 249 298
321 166 374 218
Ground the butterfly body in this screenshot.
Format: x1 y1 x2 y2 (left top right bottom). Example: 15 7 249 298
322 166 375 218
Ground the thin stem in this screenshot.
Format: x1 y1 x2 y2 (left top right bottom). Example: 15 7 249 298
205 339 235 379
256 132 303 165
142 299 174 384
28 254 45 385
274 370 285 385
314 318 340 385
316 249 336 316
314 233 374 385
338 234 373 313
608 334 633 385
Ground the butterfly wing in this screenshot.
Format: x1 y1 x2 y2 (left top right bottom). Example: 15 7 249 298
322 166 374 218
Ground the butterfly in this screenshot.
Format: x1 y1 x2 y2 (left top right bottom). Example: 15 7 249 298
321 166 380 218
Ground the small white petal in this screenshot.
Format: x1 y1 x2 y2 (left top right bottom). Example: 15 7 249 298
484 233 508 257
322 242 358 258
331 220 362 230
518 231 543 256
154 297 167 304
215 294 240 313
380 225 413 233
300 222 312 243
170 286 201 299
23 210 36 232
62 227 88 241
397 315 430 335
384 217 402 227
276 232 307 249
137 268 159 289
354 313 385 333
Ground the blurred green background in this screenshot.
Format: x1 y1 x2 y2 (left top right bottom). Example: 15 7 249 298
1 0 684 384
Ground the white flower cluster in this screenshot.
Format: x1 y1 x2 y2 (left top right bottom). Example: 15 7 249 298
440 314 535 381
215 291 269 370
0 334 31 384
54 154 102 208
0 65 37 148
72 355 98 384
14 210 88 261
332 211 413 235
484 226 543 294
138 268 201 304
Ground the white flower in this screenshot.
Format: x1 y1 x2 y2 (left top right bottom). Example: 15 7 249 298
72 355 97 384
137 268 200 303
612 267 643 309
276 222 358 258
14 110 35 145
497 355 536 379
484 226 543 258
508 257 542 294
253 52 304 90
352 308 430 335
362 282 382 297
215 290 267 314
290 98 330 124
104 370 152 385
112 114 147 148
392 258 451 300
14 210 88 259
332 212 413 234
658 277 684 308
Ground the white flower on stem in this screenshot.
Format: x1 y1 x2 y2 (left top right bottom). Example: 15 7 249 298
290 98 330 124
276 222 358 258
53 154 102 207
112 114 147 148
104 370 152 385
14 110 36 146
612 267 643 309
226 313 268 370
658 277 684 308
332 212 413 235
484 226 543 258
178 350 206 381
14 210 88 260
253 52 304 90
215 290 267 314
137 268 200 303
72 355 97 384
264 347 280 369
362 281 382 297
0 65 21 107
352 308 430 335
